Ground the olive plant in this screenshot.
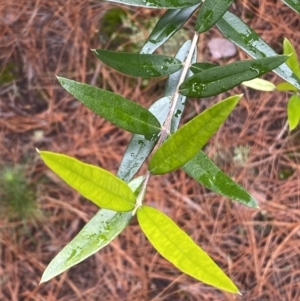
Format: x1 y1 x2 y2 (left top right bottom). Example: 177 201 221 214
39 0 300 294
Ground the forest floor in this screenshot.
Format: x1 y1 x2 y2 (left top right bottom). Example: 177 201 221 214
1 0 300 300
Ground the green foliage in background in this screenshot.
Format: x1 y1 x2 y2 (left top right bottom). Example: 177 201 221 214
38 0 300 295
0 165 40 221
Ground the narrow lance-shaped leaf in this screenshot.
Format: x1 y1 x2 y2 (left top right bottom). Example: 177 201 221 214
107 0 201 9
196 0 234 33
179 55 288 97
93 49 182 78
141 5 200 54
216 11 300 90
117 97 171 183
39 150 136 211
137 206 239 293
183 150 259 208
40 176 144 283
57 77 160 137
287 94 300 131
117 41 197 182
242 78 276 91
149 95 242 175
282 0 300 14
283 37 300 77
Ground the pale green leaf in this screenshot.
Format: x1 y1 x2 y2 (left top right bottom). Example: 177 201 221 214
287 94 300 130
242 78 276 91
137 206 239 293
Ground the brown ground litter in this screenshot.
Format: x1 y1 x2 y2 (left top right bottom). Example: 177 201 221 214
1 0 300 300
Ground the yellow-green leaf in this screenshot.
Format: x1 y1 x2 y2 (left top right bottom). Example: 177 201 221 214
276 81 298 92
283 37 300 77
39 151 135 211
149 95 242 175
137 206 239 293
287 94 300 130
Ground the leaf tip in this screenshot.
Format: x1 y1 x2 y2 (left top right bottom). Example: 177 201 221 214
36 148 40 154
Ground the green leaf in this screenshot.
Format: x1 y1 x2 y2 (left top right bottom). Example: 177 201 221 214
117 41 197 182
93 49 182 78
141 5 199 54
179 56 287 97
283 38 300 77
195 0 233 33
216 12 300 90
57 77 160 137
149 95 241 174
287 94 300 130
242 78 276 91
40 177 144 283
183 150 258 208
117 97 171 183
282 0 300 13
107 0 201 9
39 151 135 211
190 62 218 73
137 206 239 293
276 81 298 92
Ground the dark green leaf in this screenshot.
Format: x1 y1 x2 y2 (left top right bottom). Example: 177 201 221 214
179 55 288 97
282 0 300 13
183 150 258 208
216 12 300 89
39 151 135 211
149 95 241 174
190 62 218 74
40 177 144 283
276 81 298 92
117 41 198 182
107 0 201 9
93 49 182 78
196 0 233 33
283 38 300 77
137 206 239 293
117 97 171 183
287 94 300 130
57 76 160 137
141 5 200 54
